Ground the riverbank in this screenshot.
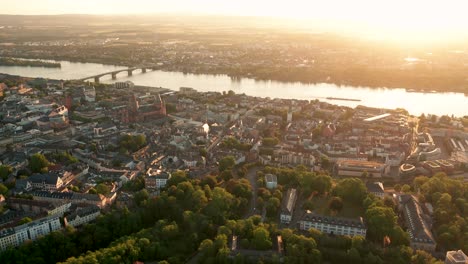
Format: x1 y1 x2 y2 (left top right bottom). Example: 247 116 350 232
4 54 468 94
1 61 467 117
0 57 61 68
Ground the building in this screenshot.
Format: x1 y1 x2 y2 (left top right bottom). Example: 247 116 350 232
366 182 385 198
0 215 61 251
28 173 63 191
130 93 166 122
145 169 171 190
399 163 416 177
336 160 387 178
65 205 100 228
280 188 297 224
31 191 115 208
8 198 71 217
82 86 96 102
48 105 69 129
445 250 468 264
264 174 277 189
299 211 367 237
397 194 436 252
179 87 197 95
114 81 134 89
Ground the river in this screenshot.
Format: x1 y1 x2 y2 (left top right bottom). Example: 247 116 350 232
0 60 467 117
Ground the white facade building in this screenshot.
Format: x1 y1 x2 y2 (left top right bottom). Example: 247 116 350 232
66 206 100 227
299 211 367 237
0 216 62 251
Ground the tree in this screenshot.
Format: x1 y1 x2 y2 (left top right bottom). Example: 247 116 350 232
0 184 8 195
29 153 50 173
219 156 235 172
411 250 441 264
252 227 272 250
266 197 281 217
361 170 369 178
95 183 110 195
394 184 402 193
320 156 331 170
19 217 32 225
365 206 397 243
303 200 314 211
262 137 279 147
134 189 149 206
312 174 332 195
201 176 217 189
167 170 187 186
0 165 13 181
401 184 411 193
220 170 233 181
199 148 207 158
334 178 366 204
328 196 344 212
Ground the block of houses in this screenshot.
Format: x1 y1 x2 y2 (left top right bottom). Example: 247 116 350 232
31 191 115 208
28 173 63 191
299 211 367 237
280 188 297 224
0 215 61 251
65 205 100 228
145 169 171 190
7 198 71 217
396 194 436 252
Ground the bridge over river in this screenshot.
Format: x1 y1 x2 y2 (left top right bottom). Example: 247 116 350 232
78 65 159 83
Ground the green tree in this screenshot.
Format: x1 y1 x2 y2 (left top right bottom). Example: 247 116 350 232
0 184 8 195
312 174 332 195
29 153 50 173
19 217 32 225
252 227 272 250
262 137 279 147
328 196 344 212
134 189 149 206
0 165 13 181
266 197 281 217
95 183 110 195
219 156 235 172
167 170 187 186
365 206 397 243
334 178 367 204
401 184 411 193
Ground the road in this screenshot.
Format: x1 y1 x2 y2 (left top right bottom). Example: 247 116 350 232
244 167 261 219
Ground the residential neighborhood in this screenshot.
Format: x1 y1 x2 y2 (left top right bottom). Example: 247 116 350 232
0 74 466 263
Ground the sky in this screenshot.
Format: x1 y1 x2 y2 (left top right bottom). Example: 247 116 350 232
3 0 468 43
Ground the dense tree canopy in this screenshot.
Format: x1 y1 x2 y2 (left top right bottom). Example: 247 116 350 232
334 178 367 204
29 153 50 173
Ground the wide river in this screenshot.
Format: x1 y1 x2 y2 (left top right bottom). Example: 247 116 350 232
1 60 467 117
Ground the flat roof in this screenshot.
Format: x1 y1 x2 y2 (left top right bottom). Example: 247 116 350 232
364 113 391 122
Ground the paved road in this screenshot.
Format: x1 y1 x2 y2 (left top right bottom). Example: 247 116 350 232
244 167 261 219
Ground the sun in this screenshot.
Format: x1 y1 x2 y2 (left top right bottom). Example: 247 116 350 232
237 0 468 45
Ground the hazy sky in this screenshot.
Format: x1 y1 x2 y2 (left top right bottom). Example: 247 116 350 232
3 0 468 42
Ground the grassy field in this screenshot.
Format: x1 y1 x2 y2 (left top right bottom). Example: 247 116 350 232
308 195 365 219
